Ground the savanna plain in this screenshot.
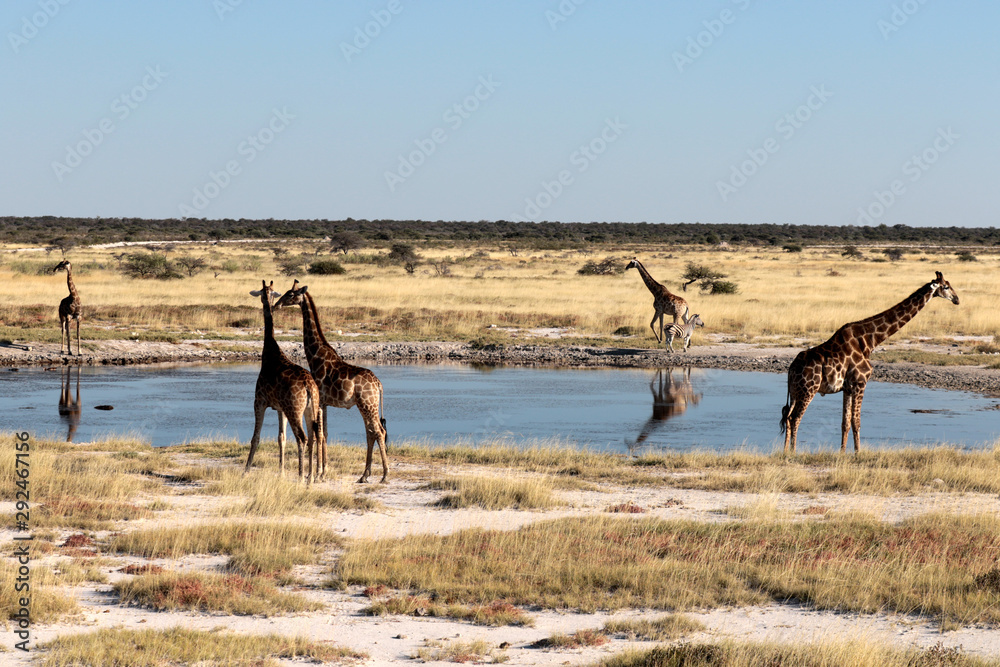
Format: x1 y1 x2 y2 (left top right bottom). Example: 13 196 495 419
2 240 1000 666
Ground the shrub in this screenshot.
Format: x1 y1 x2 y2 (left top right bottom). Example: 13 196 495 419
782 243 803 253
841 245 863 259
884 248 904 261
277 255 309 276
957 251 977 262
681 262 726 292
708 280 739 295
329 231 365 254
175 256 206 277
578 257 625 276
386 243 419 265
307 260 346 275
121 253 182 280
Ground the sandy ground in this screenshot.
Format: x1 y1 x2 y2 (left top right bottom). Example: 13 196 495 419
4 456 1000 665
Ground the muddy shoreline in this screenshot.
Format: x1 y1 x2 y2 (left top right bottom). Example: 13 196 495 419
3 340 1000 397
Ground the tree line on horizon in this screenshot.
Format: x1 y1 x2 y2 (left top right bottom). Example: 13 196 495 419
2 216 998 249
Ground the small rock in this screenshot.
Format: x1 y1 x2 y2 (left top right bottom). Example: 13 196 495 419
394 634 406 640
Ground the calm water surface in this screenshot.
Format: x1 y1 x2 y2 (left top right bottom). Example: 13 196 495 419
1 364 997 453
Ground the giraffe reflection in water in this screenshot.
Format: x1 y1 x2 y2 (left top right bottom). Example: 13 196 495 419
628 367 702 455
58 366 82 442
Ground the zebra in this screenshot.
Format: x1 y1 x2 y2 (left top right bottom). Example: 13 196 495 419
664 314 704 352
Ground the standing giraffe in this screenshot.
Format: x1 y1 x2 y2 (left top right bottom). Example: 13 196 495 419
780 271 959 453
625 258 689 344
274 280 388 483
53 260 81 355
245 280 323 482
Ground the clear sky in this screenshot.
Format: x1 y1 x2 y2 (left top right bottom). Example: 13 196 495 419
3 1 998 227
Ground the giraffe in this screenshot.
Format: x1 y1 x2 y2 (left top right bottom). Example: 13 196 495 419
245 280 323 482
625 258 690 345
53 260 81 355
58 366 82 442
627 367 702 455
274 280 388 483
780 271 959 453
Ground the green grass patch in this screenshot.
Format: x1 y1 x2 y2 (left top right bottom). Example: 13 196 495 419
36 627 364 666
336 513 1000 626
114 571 322 616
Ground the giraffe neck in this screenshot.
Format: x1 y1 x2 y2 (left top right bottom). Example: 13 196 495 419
65 268 79 301
301 292 343 364
633 261 664 295
861 282 934 349
260 294 282 368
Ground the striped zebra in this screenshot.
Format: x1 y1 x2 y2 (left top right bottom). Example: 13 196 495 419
664 314 704 352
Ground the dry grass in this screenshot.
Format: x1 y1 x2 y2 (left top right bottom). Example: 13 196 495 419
533 628 610 649
602 613 706 641
364 594 534 627
336 513 1000 626
394 441 1000 496
0 562 80 625
413 637 506 664
204 468 378 515
3 243 997 344
426 474 561 510
596 639 1000 667
36 627 364 666
113 571 323 615
108 521 340 577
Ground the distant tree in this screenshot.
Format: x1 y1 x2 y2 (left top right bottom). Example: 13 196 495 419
578 257 625 276
50 237 77 256
121 252 182 280
386 243 419 265
957 251 977 262
883 248 904 262
680 262 725 292
175 255 207 277
841 245 863 259
782 243 803 253
329 231 365 255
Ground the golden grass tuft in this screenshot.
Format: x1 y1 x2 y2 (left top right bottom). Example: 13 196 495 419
364 594 534 627
596 639 1000 667
413 637 505 664
113 571 322 616
427 474 560 510
602 613 706 641
108 521 339 577
205 468 377 515
36 627 364 666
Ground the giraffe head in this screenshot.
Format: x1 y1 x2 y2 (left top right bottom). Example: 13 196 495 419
625 258 640 271
930 271 959 305
53 260 72 273
273 280 308 309
249 280 280 309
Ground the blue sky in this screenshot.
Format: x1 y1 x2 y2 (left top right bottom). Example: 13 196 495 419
3 1 998 226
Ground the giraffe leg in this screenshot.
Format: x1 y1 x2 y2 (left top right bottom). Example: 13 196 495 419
75 318 81 356
357 402 387 483
649 313 662 344
60 318 67 355
851 383 866 453
287 416 307 482
276 411 288 477
245 401 267 473
320 405 329 481
784 392 813 454
841 389 854 453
